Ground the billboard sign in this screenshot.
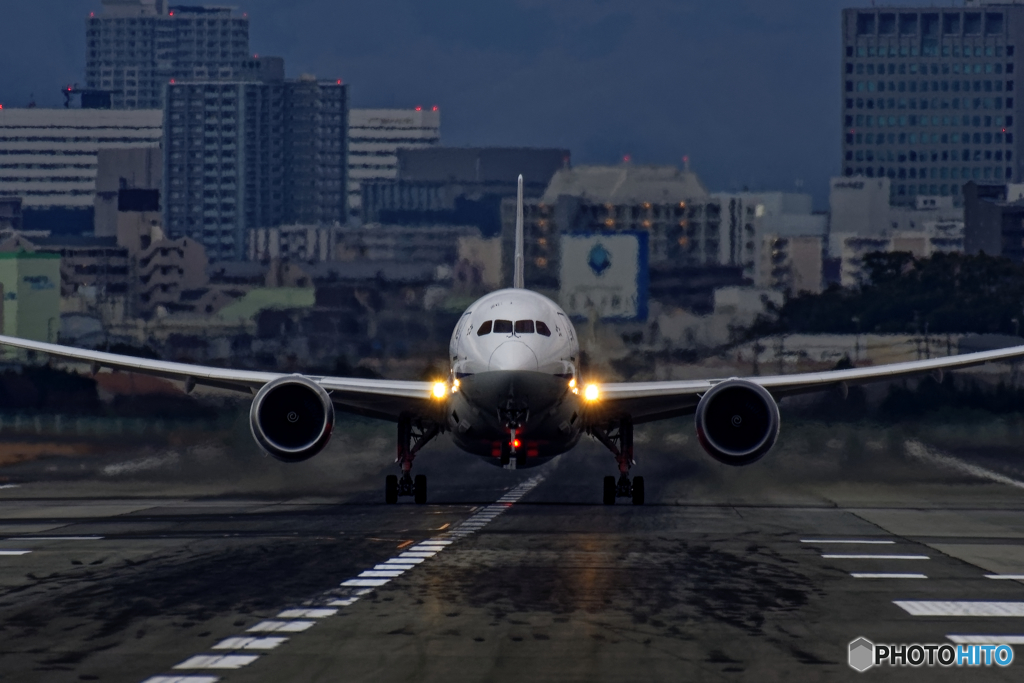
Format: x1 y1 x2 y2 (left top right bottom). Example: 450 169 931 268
559 232 648 321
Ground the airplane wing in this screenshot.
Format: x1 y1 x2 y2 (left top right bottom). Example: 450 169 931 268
0 334 435 422
592 344 1024 424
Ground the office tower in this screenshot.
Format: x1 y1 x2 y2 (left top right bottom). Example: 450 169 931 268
85 0 250 110
163 68 347 261
0 108 162 233
842 2 1024 205
347 108 441 221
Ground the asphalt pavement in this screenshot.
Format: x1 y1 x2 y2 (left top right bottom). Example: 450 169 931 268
2 415 1024 682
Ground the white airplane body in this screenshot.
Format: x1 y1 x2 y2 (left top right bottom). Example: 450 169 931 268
4 175 1024 504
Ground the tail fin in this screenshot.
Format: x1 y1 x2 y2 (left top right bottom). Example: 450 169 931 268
513 174 524 289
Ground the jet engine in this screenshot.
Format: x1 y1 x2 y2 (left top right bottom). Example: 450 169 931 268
694 379 780 466
250 375 335 462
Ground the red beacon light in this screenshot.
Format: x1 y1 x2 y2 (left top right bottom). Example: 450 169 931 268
415 106 422 111
512 438 521 449
432 105 438 111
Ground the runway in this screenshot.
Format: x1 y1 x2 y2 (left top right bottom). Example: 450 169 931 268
2 417 1024 681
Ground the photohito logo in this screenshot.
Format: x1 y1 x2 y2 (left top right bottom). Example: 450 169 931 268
848 637 1014 671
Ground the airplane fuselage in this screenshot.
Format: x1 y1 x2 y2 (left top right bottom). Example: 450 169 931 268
446 288 584 467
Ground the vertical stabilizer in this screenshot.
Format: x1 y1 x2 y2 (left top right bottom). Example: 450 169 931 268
514 174 524 289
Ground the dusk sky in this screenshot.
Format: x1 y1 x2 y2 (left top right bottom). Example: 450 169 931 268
0 0 937 209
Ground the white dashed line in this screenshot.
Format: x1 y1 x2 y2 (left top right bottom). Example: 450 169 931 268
276 609 337 619
341 578 390 587
985 575 1024 580
0 550 31 556
822 554 929 560
895 601 1024 617
137 476 545 683
174 655 259 670
801 539 895 544
213 637 287 650
850 573 928 579
948 635 1024 644
246 620 315 633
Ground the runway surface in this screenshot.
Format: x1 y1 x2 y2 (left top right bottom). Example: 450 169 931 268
2 416 1024 681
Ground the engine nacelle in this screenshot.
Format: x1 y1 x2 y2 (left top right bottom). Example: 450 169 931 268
694 379 780 466
250 375 335 462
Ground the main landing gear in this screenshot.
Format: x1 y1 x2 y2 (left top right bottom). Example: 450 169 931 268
385 413 439 505
593 416 644 505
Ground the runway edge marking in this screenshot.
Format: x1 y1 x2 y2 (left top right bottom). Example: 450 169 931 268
137 475 544 683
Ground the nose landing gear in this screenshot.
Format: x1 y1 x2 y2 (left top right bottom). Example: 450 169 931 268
386 413 439 504
593 416 644 505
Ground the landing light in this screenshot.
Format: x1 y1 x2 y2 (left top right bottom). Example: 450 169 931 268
584 384 599 401
452 378 460 393
432 382 447 399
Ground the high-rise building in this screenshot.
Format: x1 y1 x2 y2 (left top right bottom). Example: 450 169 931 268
85 0 251 110
842 2 1024 206
163 70 347 261
347 108 440 221
0 108 162 233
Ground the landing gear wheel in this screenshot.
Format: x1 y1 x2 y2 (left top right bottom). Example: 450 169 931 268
385 475 398 504
631 476 645 505
414 474 428 504
603 476 615 505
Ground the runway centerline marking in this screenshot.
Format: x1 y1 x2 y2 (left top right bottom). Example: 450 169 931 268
213 637 287 650
0 550 31 556
822 554 929 560
896 601 1024 617
136 475 544 682
174 654 259 670
985 575 1024 580
851 573 928 579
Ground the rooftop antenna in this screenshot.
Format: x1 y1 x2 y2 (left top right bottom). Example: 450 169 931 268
513 174 524 289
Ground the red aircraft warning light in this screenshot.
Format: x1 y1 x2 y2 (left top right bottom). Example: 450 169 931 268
415 106 422 111
432 106 438 111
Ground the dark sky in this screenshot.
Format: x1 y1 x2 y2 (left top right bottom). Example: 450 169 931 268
0 0 936 209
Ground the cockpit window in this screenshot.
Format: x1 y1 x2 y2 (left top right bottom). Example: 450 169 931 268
536 321 551 336
514 320 535 334
476 320 492 336
493 319 513 334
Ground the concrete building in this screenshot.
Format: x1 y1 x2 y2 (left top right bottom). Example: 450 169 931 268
841 4 1024 205
504 164 722 292
248 223 479 266
94 147 162 237
0 251 61 342
756 235 824 294
0 108 162 232
362 147 568 235
830 175 964 284
163 72 348 261
347 108 441 221
963 179 1024 260
85 0 250 110
0 197 22 232
711 191 827 280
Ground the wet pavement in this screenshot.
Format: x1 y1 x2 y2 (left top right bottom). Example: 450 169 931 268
2 416 1024 681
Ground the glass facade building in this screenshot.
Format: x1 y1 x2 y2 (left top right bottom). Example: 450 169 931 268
842 4 1023 205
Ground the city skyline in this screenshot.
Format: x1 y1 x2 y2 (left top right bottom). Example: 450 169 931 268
0 0 970 209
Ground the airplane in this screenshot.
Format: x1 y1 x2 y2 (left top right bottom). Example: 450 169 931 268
3 175 1024 505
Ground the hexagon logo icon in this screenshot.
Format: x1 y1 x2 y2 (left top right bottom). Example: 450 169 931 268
849 637 875 672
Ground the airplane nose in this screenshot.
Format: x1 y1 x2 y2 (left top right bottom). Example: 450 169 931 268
488 341 539 372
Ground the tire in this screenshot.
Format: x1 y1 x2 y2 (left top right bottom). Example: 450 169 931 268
414 474 427 504
631 476 645 506
602 476 615 505
385 475 398 504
